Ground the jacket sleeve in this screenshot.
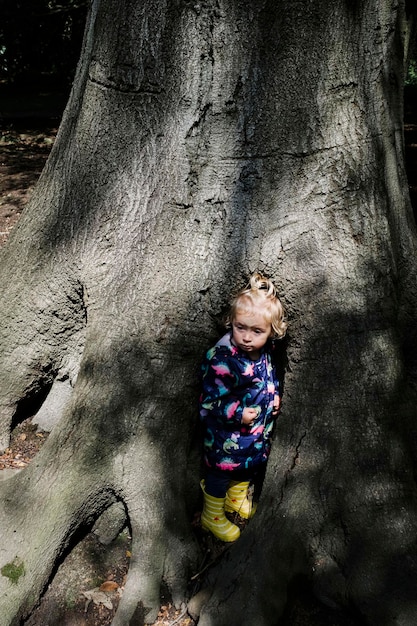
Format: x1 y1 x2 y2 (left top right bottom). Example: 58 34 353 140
199 349 243 426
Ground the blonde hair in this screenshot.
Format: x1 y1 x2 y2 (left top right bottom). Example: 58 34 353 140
226 273 287 339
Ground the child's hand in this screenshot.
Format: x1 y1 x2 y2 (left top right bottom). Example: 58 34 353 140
272 395 281 415
242 406 259 425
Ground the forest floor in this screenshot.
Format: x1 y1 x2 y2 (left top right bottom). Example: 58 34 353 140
0 91 416 625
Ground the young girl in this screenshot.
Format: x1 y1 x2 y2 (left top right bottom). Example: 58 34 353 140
199 273 287 542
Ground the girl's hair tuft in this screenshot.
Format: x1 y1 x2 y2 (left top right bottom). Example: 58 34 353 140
226 272 287 339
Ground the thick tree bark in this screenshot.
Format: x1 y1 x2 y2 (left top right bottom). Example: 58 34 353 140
1 1 417 625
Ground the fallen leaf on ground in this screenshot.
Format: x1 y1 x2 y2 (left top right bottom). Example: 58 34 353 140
82 588 115 611
99 580 119 592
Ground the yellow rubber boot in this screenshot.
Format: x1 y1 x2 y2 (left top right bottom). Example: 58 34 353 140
200 481 240 542
225 481 257 519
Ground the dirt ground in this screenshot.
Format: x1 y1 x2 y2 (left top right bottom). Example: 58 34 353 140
0 122 56 245
1 93 416 625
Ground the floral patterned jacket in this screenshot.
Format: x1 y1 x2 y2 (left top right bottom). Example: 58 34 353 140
199 331 279 472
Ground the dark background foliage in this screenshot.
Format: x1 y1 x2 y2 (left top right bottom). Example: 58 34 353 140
0 0 87 92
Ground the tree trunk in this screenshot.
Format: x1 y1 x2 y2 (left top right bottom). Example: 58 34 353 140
1 1 417 625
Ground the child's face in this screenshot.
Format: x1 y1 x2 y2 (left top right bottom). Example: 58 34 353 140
231 307 272 360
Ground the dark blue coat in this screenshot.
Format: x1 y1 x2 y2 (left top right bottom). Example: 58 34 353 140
199 332 279 472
